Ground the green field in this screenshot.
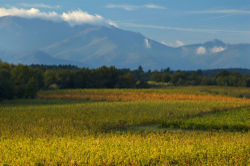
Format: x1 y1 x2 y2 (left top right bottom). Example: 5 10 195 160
0 86 249 165
162 107 250 131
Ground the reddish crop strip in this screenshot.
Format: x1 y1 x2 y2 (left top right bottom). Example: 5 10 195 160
38 91 250 102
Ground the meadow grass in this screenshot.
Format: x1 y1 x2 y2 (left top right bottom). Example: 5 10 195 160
0 100 249 137
38 86 250 99
0 86 250 165
0 131 249 165
162 107 250 131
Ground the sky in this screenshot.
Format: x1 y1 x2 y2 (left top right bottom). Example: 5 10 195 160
0 0 250 46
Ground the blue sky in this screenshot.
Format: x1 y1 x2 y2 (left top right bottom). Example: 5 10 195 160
1 0 250 46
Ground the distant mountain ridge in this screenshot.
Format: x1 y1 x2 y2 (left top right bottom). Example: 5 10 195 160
201 68 250 76
0 16 249 70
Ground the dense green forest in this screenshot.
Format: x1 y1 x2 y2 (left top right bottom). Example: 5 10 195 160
1 60 250 100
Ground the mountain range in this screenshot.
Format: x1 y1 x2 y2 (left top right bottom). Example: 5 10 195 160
0 16 249 70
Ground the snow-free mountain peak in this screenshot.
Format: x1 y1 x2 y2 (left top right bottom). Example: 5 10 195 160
203 39 226 47
0 16 249 70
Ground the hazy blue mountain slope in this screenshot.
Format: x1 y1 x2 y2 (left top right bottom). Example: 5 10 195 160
8 50 85 66
179 40 250 69
44 26 180 69
0 16 93 51
0 16 249 70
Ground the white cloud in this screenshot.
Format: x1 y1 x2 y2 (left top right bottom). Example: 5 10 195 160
161 41 171 46
211 46 226 53
20 3 60 9
161 40 184 47
196 46 206 55
105 4 135 11
107 20 118 28
144 4 166 10
61 10 104 26
105 4 165 11
189 9 250 15
145 39 151 48
121 22 250 34
176 40 184 47
0 7 117 27
121 22 166 29
0 7 59 21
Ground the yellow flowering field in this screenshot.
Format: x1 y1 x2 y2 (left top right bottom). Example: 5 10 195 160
0 86 249 165
1 131 249 165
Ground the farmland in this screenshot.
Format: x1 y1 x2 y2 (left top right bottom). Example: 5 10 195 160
0 86 249 165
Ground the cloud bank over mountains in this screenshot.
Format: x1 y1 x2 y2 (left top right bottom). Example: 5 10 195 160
196 46 206 55
0 7 117 27
211 46 226 53
161 40 184 48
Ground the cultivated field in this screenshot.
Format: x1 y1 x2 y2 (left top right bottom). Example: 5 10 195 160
0 86 249 165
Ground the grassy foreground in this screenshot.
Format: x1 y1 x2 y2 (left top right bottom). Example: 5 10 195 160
0 86 249 165
1 131 249 165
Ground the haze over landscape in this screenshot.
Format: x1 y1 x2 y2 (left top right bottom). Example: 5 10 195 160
1 1 250 165
0 0 249 69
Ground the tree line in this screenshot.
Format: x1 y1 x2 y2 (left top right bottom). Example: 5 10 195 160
1 60 250 100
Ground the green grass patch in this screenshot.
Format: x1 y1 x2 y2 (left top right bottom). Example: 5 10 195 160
162 107 250 131
0 99 248 137
0 99 93 106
